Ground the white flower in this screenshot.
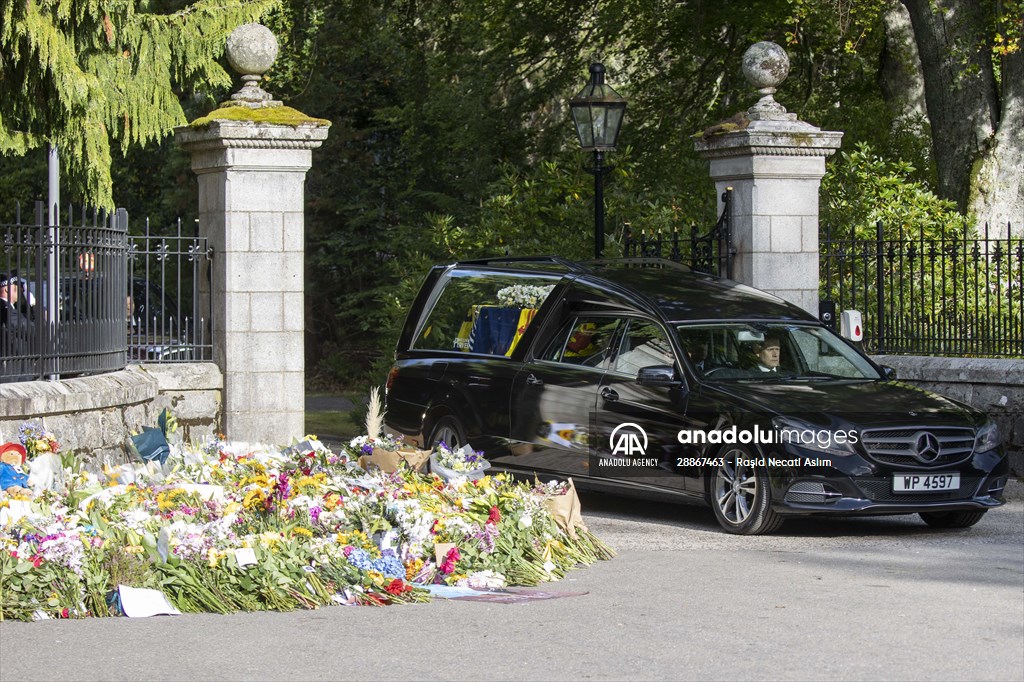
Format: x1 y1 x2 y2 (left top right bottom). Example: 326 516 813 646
495 284 555 308
518 514 533 529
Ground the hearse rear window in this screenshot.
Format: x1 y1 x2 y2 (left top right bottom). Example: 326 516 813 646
413 270 559 355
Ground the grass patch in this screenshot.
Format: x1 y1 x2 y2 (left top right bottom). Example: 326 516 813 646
305 410 362 441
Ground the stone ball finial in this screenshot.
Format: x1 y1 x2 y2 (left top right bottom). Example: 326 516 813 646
226 23 278 76
742 41 793 121
742 41 790 92
225 23 282 108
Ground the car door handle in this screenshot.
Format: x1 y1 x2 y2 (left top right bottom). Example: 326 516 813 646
601 387 619 401
526 373 544 386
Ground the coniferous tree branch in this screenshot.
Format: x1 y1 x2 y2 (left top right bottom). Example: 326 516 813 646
0 0 280 207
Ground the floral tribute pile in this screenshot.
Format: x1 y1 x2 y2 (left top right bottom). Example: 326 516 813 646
0 420 614 621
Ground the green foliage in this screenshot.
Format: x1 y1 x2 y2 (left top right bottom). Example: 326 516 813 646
7 0 1002 379
821 142 964 240
0 0 279 207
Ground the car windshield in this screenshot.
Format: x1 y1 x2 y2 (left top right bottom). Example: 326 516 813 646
675 323 881 382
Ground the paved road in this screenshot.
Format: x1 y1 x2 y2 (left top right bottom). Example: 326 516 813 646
2 486 1021 682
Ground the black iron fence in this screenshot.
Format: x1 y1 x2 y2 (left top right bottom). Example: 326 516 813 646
1 202 212 382
127 217 213 364
623 189 734 278
821 222 1023 357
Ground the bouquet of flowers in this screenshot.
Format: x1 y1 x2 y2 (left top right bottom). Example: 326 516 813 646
349 388 429 473
429 442 490 481
495 284 555 309
19 422 59 458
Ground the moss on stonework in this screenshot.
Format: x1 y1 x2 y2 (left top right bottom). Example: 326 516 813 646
189 104 330 129
695 113 751 139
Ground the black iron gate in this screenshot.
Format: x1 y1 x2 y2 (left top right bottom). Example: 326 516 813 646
2 202 213 382
622 188 734 277
1 202 129 381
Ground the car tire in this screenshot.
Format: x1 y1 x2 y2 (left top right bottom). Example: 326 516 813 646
707 446 784 535
919 510 987 529
429 416 467 451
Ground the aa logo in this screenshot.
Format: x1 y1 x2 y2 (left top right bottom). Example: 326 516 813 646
610 423 648 456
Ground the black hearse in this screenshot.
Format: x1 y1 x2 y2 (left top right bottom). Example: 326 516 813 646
384 257 1008 534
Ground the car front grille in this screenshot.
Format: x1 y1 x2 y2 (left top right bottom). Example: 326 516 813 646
854 476 983 502
859 426 975 469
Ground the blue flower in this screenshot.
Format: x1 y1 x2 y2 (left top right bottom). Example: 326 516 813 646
346 547 373 571
372 552 406 580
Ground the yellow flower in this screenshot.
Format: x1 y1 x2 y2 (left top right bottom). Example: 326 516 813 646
446 573 467 585
405 558 424 582
207 548 220 568
242 489 266 511
367 570 385 586
292 527 313 538
293 476 322 495
259 532 282 549
350 530 372 549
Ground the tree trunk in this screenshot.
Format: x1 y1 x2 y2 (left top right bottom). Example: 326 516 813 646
901 0 1022 237
879 4 927 123
970 48 1023 239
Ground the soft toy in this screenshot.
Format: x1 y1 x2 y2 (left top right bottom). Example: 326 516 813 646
0 442 30 495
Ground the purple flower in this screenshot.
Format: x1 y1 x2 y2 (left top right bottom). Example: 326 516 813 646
276 472 291 499
361 444 374 455
310 506 321 523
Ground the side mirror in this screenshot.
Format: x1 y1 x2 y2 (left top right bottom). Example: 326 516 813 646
636 365 681 387
880 365 897 380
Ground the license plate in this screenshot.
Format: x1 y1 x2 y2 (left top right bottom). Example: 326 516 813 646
893 473 960 492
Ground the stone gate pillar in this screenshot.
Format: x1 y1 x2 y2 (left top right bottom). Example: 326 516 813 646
175 24 329 443
694 42 842 316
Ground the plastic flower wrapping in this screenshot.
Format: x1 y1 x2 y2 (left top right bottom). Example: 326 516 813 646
0 427 614 621
432 442 489 473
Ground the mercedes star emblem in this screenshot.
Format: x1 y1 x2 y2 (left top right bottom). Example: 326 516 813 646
913 431 941 462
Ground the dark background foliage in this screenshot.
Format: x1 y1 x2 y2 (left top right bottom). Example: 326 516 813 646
3 0 1018 387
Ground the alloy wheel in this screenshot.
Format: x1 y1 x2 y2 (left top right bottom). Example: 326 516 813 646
431 419 464 450
714 453 759 525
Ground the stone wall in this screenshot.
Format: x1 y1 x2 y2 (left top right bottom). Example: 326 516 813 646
0 363 222 465
872 355 1023 477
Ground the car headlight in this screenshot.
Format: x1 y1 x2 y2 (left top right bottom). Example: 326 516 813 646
771 417 859 457
975 421 1000 453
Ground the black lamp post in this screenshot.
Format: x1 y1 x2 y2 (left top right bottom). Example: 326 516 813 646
570 62 626 259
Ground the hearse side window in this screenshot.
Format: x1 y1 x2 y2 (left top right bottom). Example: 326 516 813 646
412 272 557 355
611 319 676 376
541 316 621 368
